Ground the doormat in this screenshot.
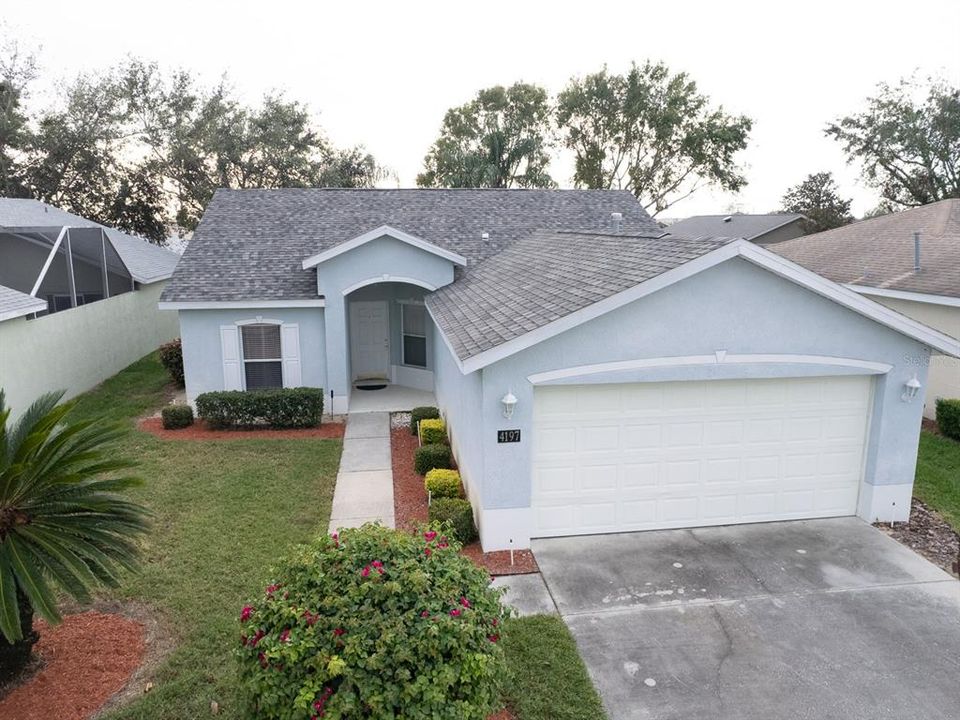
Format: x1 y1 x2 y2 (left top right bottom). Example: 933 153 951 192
355 384 387 391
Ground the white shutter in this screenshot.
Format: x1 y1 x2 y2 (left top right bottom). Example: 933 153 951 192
281 324 302 388
220 325 243 390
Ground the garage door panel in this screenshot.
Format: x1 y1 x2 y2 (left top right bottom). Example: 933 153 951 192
533 376 870 537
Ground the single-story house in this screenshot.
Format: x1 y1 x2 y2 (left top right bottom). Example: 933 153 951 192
773 199 960 419
161 189 960 550
0 199 180 415
667 213 807 245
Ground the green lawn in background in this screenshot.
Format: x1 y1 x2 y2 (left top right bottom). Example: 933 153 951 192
914 430 960 531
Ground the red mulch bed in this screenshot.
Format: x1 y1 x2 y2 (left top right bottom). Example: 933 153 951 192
138 416 345 440
390 426 538 576
876 497 959 577
0 611 145 720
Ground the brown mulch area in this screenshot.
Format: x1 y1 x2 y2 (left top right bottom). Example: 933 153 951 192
0 612 146 720
876 497 959 577
489 709 517 720
922 417 941 435
390 426 538 576
138 416 345 440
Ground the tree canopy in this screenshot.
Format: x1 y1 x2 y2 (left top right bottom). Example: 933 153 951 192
0 55 384 242
555 62 752 215
826 76 960 209
779 172 854 233
417 83 554 189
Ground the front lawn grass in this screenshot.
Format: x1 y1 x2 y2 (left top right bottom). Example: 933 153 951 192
501 614 608 720
66 353 342 719
915 430 960 531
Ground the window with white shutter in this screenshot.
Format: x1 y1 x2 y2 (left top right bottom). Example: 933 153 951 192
241 324 283 389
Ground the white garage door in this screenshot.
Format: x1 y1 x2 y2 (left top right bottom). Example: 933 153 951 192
531 376 872 537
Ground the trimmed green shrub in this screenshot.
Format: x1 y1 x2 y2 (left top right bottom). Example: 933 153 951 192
237 524 506 719
161 404 194 430
425 468 463 499
415 443 451 475
195 388 323 429
158 338 185 386
429 498 479 544
410 405 440 435
419 417 446 444
936 398 960 441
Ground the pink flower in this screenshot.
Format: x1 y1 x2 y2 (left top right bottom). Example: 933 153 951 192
240 605 254 622
424 530 437 542
361 565 371 577
250 629 265 647
302 610 318 626
488 634 500 643
258 651 268 668
421 610 430 618
371 560 383 568
459 597 471 608
265 583 282 595
449 608 461 617
424 547 432 557
438 542 449 549
491 618 499 627
280 628 291 643
333 627 346 637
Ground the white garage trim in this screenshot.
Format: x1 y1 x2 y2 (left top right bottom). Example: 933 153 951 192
531 376 873 538
527 354 892 384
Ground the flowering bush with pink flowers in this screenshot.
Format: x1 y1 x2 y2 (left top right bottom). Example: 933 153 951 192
237 523 508 719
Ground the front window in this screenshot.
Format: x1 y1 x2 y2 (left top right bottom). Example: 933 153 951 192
241 323 283 389
401 303 427 368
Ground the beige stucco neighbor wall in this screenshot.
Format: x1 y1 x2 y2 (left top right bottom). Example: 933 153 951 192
868 294 960 418
0 281 178 416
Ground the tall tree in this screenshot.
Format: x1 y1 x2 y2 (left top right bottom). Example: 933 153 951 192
124 61 384 232
0 37 37 197
826 76 960 208
417 83 555 188
779 172 854 233
556 62 752 215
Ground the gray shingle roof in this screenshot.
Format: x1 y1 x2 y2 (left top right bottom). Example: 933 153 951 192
772 199 960 299
426 229 736 362
0 199 179 284
667 213 805 241
0 283 47 322
160 188 661 302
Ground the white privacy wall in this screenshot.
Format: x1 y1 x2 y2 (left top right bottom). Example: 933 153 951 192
0 281 178 416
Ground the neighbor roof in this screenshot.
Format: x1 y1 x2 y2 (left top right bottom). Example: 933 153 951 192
160 188 661 302
0 199 180 284
667 213 805 241
0 283 48 322
426 229 735 363
772 199 960 299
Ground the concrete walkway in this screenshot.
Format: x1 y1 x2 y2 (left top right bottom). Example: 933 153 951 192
328 412 395 532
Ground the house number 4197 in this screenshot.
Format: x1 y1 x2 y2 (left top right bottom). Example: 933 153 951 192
497 429 521 443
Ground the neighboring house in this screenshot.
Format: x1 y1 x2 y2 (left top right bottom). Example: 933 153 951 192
667 213 807 245
773 199 960 419
0 199 180 415
161 189 959 550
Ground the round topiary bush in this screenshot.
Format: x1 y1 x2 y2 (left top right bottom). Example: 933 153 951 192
237 524 507 719
429 498 479 544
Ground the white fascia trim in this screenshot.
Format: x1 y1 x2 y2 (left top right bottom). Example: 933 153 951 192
736 241 960 358
302 225 467 269
527 353 893 384
846 284 960 309
340 275 438 296
0 302 48 323
458 242 744 373
158 299 326 310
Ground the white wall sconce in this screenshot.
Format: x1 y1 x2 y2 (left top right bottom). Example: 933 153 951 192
501 391 518 419
901 374 922 402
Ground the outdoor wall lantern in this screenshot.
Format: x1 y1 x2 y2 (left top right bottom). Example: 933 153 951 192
901 374 922 402
501 391 518 419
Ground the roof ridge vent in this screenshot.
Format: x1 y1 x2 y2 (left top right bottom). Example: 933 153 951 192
723 215 733 222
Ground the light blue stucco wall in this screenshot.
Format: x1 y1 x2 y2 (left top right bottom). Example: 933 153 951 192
179 307 326 404
434 258 930 513
348 283 434 371
314 235 456 412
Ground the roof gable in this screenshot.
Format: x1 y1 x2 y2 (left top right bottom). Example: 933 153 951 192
429 236 960 373
667 213 805 241
302 225 467 269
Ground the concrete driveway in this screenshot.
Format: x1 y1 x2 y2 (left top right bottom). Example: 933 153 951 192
533 518 960 720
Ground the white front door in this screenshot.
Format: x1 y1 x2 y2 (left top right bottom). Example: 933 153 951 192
350 300 390 380
531 376 872 538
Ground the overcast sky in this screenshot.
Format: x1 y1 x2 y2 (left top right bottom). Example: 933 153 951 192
5 0 959 218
